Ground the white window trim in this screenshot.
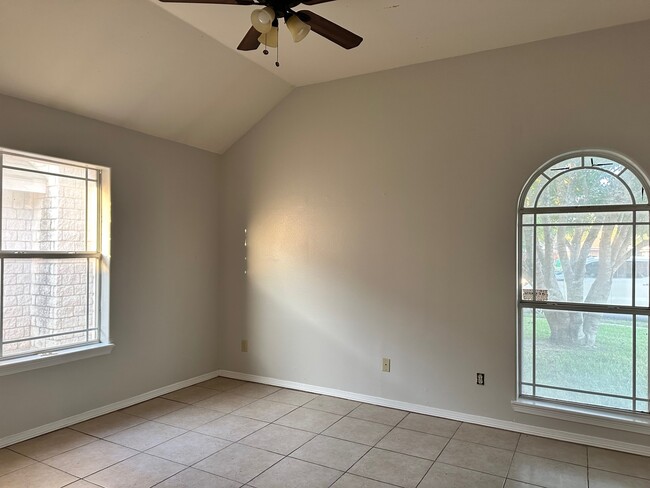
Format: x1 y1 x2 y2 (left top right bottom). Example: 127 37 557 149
0 342 114 376
512 398 650 436
0 147 112 374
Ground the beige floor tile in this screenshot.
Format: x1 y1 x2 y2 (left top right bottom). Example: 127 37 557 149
419 462 505 488
194 444 282 484
589 468 650 488
146 431 230 465
229 383 280 399
452 423 519 451
0 462 77 488
323 417 392 446
250 457 342 488
275 407 341 433
239 424 315 455
291 435 370 471
194 415 268 442
517 434 587 466
504 481 540 488
66 481 103 487
155 405 224 430
589 447 650 480
232 399 296 422
349 448 432 488
264 389 318 406
197 378 246 392
437 439 513 478
86 453 184 488
331 473 396 488
376 428 448 460
348 404 407 427
121 398 185 420
9 429 95 461
304 396 361 416
105 421 185 451
70 412 146 438
0 448 35 476
43 439 136 478
196 393 257 414
397 413 460 438
508 452 587 488
157 468 242 488
162 386 219 404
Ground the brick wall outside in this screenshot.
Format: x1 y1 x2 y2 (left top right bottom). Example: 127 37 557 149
2 171 93 357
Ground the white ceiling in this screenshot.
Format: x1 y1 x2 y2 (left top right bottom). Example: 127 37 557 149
152 0 650 87
0 0 291 154
1 1 649 155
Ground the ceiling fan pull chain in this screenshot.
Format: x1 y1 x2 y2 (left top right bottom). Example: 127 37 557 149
263 33 269 56
276 34 280 67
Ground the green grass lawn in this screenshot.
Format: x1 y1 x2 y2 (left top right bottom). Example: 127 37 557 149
521 311 648 411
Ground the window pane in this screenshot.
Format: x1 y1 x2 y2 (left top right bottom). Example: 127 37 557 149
3 153 86 178
534 223 633 306
87 180 98 252
637 315 649 402
537 168 634 207
521 227 534 300
535 311 633 398
521 308 534 384
543 157 582 177
521 384 533 396
523 175 547 208
2 258 95 357
2 168 87 251
536 212 633 226
620 168 648 205
636 225 649 307
536 387 633 411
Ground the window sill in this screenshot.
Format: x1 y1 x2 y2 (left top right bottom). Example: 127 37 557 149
0 343 114 377
512 398 650 435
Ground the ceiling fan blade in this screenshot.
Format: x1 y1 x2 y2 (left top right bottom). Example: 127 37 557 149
237 26 261 51
159 0 256 4
297 10 362 49
301 0 337 4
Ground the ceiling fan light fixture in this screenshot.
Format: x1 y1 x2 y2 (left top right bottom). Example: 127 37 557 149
251 6 275 34
258 25 279 48
286 14 311 43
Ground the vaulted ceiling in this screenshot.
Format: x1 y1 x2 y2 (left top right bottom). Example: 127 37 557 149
1 0 649 154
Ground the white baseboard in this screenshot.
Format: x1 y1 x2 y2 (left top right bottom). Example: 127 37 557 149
219 370 650 458
4 368 649 458
0 370 220 449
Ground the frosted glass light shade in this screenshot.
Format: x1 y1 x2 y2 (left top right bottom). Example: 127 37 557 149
258 26 278 48
286 15 310 43
251 7 275 34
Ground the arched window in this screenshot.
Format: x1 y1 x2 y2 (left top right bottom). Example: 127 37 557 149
518 151 650 414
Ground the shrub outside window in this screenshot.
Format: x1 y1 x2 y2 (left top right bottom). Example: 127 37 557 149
0 147 110 368
518 150 649 414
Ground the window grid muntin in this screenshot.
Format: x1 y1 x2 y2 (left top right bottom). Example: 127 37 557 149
518 152 650 415
0 149 104 361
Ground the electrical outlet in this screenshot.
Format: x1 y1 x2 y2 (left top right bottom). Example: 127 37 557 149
382 358 391 372
241 340 248 353
476 373 485 385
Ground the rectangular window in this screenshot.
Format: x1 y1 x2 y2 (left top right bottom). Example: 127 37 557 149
0 148 110 366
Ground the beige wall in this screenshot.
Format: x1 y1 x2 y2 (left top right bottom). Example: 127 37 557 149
219 21 650 446
0 94 220 439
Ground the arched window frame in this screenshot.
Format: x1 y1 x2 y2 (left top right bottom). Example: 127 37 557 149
516 149 650 419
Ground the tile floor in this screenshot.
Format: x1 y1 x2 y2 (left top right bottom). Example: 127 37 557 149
1 378 649 487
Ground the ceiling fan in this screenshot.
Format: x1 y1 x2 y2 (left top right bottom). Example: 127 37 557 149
159 0 363 59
